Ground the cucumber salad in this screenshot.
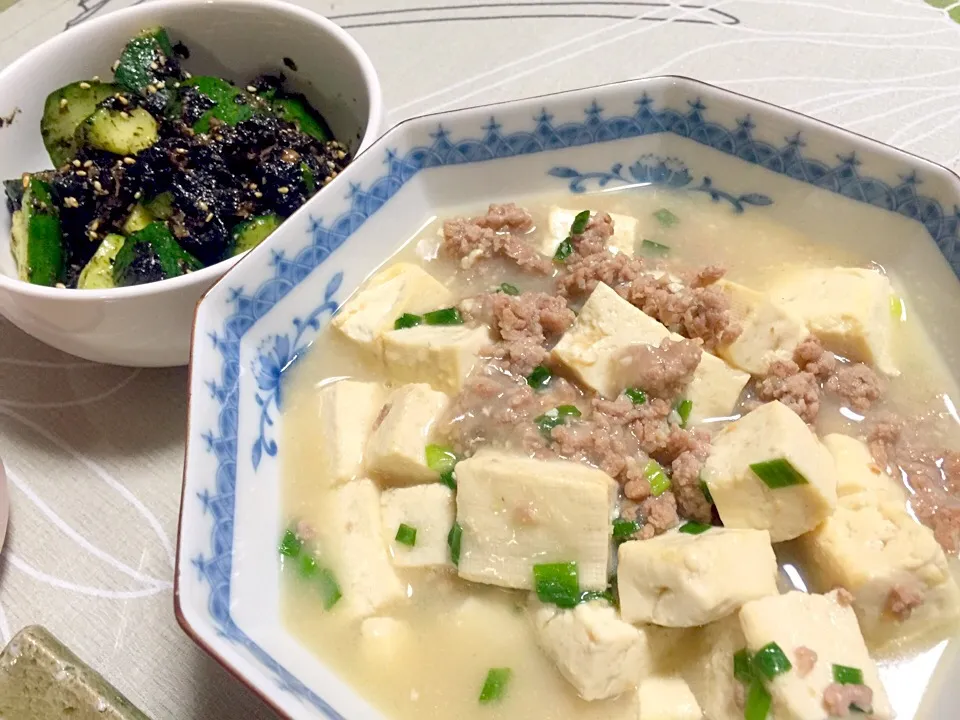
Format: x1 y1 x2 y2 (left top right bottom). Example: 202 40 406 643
4 27 351 289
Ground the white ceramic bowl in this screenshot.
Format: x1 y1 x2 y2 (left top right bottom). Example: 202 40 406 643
177 76 960 719
0 0 382 367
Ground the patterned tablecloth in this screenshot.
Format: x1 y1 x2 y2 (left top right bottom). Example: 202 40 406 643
1 0 959 717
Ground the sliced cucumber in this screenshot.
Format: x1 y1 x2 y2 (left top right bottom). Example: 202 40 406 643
78 233 125 289
40 80 119 167
77 106 158 156
122 203 155 234
231 214 281 256
112 221 201 286
144 191 174 220
270 95 331 142
11 177 64 286
183 76 256 133
113 27 175 97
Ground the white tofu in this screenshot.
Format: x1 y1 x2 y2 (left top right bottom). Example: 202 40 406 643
799 496 960 648
359 617 410 660
365 384 450 486
738 590 894 720
316 380 385 485
331 262 452 357
637 676 703 720
455 450 618 590
381 484 456 568
702 401 837 542
329 479 406 619
682 616 747 720
529 596 652 701
551 282 749 422
716 280 807 375
771 267 898 375
543 206 639 257
822 433 906 504
617 528 779 627
381 324 493 395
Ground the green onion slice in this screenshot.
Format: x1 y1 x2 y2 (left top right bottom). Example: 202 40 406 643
423 307 463 325
500 282 520 296
733 649 754 685
700 478 714 505
625 387 647 405
569 209 591 235
425 444 457 474
535 405 582 438
479 667 512 704
279 529 302 558
579 589 615 605
317 568 342 610
612 518 642 541
394 313 422 330
654 208 679 228
675 399 693 428
395 523 417 547
645 459 671 496
890 295 904 321
641 239 671 256
533 561 580 609
752 642 792 680
832 664 864 686
744 679 772 720
553 238 574 262
526 365 553 389
750 458 809 489
678 521 711 535
298 553 318 579
448 522 463 566
440 470 457 491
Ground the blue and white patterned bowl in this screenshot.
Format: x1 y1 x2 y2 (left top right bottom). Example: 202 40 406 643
175 76 960 719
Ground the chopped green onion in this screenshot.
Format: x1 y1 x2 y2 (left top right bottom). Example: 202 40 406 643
301 162 316 193
448 522 463 566
733 649 754 684
298 553 318 579
394 313 422 330
675 399 693 428
644 459 671 496
654 208 679 228
500 282 520 296
832 664 864 686
317 568 342 610
890 295 905 321
424 307 463 325
535 405 582 438
700 478 714 505
279 529 302 558
569 209 592 235
425 444 457 474
612 518 642 541
752 642 792 680
533 561 581 609
479 667 512 704
625 387 647 405
641 239 671 256
678 521 711 535
744 679 772 720
440 470 457 491
750 458 809 489
527 364 553 389
579 589 615 604
553 238 574 262
395 523 417 547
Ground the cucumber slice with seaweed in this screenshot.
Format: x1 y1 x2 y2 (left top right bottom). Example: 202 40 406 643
40 80 119 167
230 214 281 256
76 106 158 156
270 95 331 142
112 221 201 286
183 76 256 133
11 177 63 287
78 233 125 289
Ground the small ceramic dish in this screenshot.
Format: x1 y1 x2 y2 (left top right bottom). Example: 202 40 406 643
0 0 382 367
176 76 960 719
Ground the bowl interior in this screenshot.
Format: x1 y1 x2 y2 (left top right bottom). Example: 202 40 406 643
0 0 376 282
179 76 960 719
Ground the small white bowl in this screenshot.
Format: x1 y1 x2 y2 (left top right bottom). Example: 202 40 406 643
0 0 382 367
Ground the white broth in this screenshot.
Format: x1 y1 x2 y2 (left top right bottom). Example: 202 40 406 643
280 187 960 720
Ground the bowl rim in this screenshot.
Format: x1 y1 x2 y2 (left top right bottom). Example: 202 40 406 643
174 73 960 719
0 0 383 301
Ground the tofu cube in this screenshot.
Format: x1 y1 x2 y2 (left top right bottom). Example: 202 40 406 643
381 484 456 568
637 676 704 720
617 528 779 627
682 616 747 720
716 280 807 375
329 479 406 619
799 497 960 648
365 384 450 486
738 591 894 720
771 267 898 375
316 380 385 485
702 401 837 542
529 596 652 701
822 433 906 504
381 324 493 395
543 206 639 257
455 450 618 590
360 617 410 661
551 282 749 422
331 262 452 357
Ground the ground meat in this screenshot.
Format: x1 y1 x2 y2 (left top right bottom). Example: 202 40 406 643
612 337 702 400
549 414 642 480
295 520 315 541
486 336 549 378
867 416 902 469
794 646 818 678
558 249 648 296
628 399 675 455
671 450 712 523
794 336 836 379
637 491 680 538
442 203 551 274
826 363 883 413
822 683 873 717
755 359 821 423
688 264 726 289
886 583 924 620
572 212 615 257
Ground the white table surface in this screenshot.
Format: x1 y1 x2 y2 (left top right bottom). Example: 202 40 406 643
1 0 959 717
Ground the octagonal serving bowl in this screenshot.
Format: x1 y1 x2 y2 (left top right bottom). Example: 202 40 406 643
176 76 960 719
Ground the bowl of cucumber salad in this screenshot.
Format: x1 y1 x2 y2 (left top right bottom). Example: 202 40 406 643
0 0 382 366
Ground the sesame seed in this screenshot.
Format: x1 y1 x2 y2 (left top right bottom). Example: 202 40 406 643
76 170 87 177
83 160 93 168
120 111 130 119
214 135 223 142
21 174 29 188
197 201 209 212
175 148 187 154
111 60 120 71
59 98 69 109
123 156 136 165
146 85 158 94
278 186 289 195
150 61 159 70
55 282 66 289
93 180 103 192
323 175 333 185
173 82 181 89
336 150 346 160
254 191 263 198
246 85 257 93
156 80 165 89
205 212 214 223
64 196 79 208
116 94 129 106
92 75 100 82
88 231 98 240
184 71 192 79
90 219 100 231
157 54 167 65
248 182 258 190
72 159 82 167
79 81 91 89
134 191 142 199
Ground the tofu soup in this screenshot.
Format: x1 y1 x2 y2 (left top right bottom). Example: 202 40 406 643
280 189 960 720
